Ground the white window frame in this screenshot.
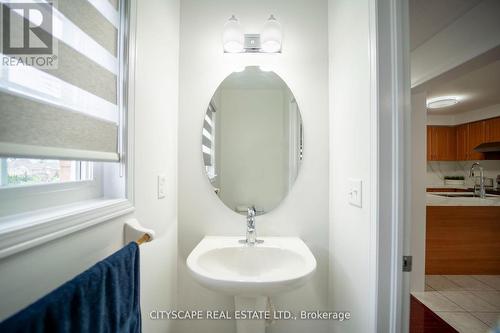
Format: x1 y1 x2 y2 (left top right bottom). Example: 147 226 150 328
0 0 137 259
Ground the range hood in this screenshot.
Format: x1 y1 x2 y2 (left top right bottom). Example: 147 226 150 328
474 142 500 153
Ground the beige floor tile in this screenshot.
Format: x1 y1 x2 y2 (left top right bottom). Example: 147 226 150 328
426 275 462 291
473 276 500 291
472 291 500 308
471 312 500 328
445 275 494 291
441 291 500 312
412 291 462 312
436 312 490 333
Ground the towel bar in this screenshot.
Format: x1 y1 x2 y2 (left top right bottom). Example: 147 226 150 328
135 233 152 245
124 219 155 245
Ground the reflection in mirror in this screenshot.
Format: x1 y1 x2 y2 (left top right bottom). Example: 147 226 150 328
202 66 303 215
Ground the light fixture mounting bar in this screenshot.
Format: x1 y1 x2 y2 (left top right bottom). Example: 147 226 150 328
244 34 262 53
223 34 282 54
222 15 282 54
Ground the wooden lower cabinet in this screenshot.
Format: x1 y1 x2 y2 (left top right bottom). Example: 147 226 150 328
426 206 500 275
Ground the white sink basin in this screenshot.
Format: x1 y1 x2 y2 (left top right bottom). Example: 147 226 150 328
186 236 316 296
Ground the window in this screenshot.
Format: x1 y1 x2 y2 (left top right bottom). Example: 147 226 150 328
0 0 134 257
0 158 93 187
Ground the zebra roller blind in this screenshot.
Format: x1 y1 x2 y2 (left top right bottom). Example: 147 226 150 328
0 0 126 162
202 102 216 167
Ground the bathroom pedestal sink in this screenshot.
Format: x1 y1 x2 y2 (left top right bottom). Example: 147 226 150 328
186 236 316 333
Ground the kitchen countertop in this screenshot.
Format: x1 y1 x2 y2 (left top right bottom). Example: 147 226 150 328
427 184 469 190
427 192 500 206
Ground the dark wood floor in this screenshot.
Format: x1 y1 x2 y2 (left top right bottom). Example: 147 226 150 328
410 295 458 333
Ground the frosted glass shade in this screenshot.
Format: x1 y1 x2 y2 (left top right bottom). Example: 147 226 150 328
223 15 244 53
261 15 282 53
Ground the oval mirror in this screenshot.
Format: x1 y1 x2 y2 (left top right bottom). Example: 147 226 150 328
202 66 303 215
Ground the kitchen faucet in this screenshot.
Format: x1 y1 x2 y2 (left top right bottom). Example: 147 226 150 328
469 162 486 198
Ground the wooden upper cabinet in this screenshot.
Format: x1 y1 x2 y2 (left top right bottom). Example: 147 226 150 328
485 117 500 142
456 124 468 160
468 121 485 160
427 127 433 160
427 126 456 161
427 117 500 162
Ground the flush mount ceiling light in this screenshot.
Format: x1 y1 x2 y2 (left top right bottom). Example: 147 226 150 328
222 14 282 54
426 96 460 109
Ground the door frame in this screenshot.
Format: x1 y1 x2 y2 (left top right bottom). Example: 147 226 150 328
374 0 411 331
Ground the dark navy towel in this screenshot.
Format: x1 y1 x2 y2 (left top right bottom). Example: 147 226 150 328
0 242 141 333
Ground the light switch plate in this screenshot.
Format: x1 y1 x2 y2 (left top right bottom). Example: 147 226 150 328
158 174 166 199
348 178 362 208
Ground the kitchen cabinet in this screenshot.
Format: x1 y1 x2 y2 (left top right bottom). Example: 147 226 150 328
426 206 500 274
485 117 500 142
456 124 468 160
468 121 485 160
427 126 456 161
427 117 500 161
426 127 432 161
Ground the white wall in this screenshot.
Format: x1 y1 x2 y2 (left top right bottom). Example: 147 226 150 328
178 0 329 332
427 103 500 126
410 93 427 292
0 2 180 333
328 0 378 331
411 0 500 88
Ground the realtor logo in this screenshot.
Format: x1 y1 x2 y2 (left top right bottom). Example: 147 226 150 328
1 1 57 68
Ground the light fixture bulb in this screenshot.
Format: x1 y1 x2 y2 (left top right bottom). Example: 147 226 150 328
261 15 282 53
222 15 244 53
426 96 460 109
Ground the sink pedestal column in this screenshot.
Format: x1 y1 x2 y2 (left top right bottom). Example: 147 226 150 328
234 296 267 333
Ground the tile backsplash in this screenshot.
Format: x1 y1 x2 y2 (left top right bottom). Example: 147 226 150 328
427 161 500 188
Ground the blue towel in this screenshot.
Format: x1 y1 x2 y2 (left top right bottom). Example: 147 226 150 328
0 242 141 333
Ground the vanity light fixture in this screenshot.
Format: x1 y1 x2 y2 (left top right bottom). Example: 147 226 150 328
223 14 282 53
426 96 460 109
261 15 282 53
222 15 244 53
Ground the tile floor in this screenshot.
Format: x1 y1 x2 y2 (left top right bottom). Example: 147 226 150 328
412 275 500 333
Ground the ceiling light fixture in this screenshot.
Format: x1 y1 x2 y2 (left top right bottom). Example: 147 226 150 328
222 14 282 54
426 96 460 109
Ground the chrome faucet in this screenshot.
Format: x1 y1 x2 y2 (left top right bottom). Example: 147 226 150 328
240 206 263 246
469 162 486 198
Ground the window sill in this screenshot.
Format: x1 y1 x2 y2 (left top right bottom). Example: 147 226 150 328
0 198 134 259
